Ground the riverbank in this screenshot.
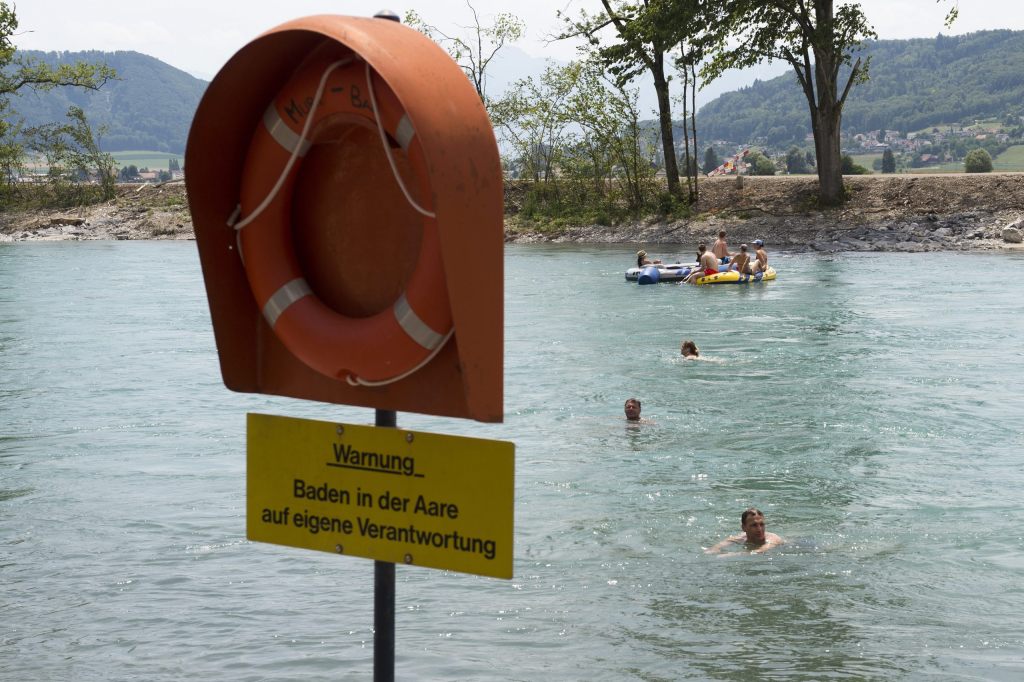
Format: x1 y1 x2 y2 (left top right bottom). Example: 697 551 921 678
2 174 1023 252
507 173 1024 252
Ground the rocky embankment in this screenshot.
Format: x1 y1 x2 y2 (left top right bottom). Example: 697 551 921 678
507 173 1024 252
0 182 193 242
2 174 1024 252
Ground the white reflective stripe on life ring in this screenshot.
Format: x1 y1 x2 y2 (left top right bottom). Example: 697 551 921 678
394 114 415 150
263 278 313 327
263 104 312 157
394 294 444 350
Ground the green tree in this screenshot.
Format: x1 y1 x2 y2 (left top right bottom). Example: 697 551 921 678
492 59 659 220
490 63 577 185
964 148 993 173
405 4 524 104
26 105 116 202
785 146 809 173
668 1 717 203
704 0 876 205
169 157 180 171
559 1 712 200
703 146 720 174
1 1 115 199
881 148 896 173
565 60 657 213
746 149 776 175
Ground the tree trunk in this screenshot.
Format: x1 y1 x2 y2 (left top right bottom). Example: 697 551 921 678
689 60 699 203
652 67 680 198
810 0 845 206
680 64 693 201
814 108 844 206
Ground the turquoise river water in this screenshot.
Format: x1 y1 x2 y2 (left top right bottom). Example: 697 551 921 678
2 242 1023 680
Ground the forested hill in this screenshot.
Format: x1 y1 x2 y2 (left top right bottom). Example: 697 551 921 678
10 50 206 154
696 30 1024 146
10 30 1024 155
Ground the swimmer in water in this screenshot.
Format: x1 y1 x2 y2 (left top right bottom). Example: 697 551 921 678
681 340 699 359
624 398 654 424
705 508 785 555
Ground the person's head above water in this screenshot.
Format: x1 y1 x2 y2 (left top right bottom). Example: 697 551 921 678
624 398 642 421
705 507 783 554
741 508 767 544
681 340 699 358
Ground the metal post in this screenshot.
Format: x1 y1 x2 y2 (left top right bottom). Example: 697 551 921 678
374 409 397 682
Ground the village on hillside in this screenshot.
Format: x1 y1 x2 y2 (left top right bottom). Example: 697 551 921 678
701 116 1022 176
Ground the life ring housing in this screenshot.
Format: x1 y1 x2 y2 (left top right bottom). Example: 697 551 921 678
237 46 451 384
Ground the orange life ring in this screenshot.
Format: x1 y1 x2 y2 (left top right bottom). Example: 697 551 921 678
236 47 452 385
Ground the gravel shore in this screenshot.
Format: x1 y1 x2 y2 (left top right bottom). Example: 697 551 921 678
505 174 1024 253
3 174 1023 253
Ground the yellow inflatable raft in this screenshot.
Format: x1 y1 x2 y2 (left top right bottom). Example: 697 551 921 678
695 266 777 285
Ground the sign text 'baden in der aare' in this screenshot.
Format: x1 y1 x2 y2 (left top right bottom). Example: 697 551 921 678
246 413 514 579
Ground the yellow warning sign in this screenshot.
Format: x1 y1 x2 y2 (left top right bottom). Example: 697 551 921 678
246 413 515 579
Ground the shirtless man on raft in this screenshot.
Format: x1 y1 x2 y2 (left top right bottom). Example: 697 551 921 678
728 244 753 278
684 244 720 284
711 230 732 264
705 508 785 555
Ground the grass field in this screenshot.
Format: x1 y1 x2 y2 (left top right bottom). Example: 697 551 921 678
910 160 964 173
110 150 182 171
849 153 882 173
992 144 1024 171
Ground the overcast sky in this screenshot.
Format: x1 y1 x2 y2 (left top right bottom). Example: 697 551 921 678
13 1 1024 81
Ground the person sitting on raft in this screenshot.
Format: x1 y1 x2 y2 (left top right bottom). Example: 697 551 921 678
750 239 768 276
681 340 700 358
684 244 720 284
728 244 753 277
636 250 662 268
711 230 732 264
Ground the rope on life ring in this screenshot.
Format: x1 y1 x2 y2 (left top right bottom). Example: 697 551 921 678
229 48 453 386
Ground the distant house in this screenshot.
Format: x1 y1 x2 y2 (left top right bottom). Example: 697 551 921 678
138 171 159 182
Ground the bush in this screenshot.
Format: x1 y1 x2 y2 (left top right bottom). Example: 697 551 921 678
746 150 776 175
964 148 993 173
841 154 870 175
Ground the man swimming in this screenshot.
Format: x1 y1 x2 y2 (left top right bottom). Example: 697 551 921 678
704 508 784 555
624 398 654 424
